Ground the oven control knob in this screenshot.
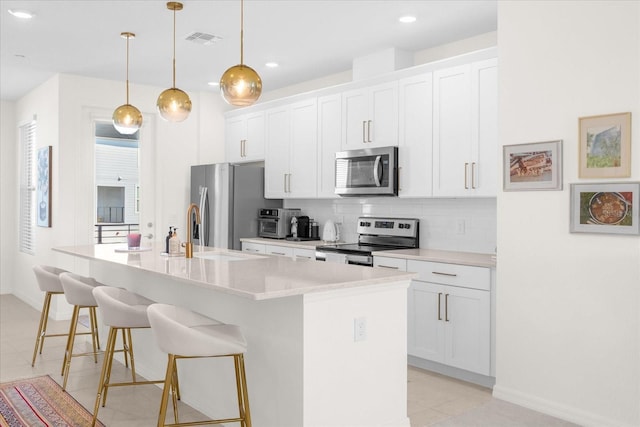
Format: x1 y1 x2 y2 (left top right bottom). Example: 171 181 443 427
399 224 404 229
404 223 411 229
367 222 371 226
360 221 365 226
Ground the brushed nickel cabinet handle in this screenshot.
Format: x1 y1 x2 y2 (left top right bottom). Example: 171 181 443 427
367 120 372 142
437 292 442 321
377 265 398 269
283 174 287 192
464 162 469 189
445 293 450 322
432 271 457 277
471 162 477 189
362 121 367 143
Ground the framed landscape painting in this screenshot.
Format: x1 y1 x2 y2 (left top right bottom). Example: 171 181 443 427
579 112 631 178
570 182 639 235
503 140 563 191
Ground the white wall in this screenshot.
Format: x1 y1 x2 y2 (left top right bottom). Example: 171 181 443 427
0 100 17 294
494 2 640 427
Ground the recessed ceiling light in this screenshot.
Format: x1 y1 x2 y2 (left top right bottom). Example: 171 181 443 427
265 62 279 68
8 9 34 19
399 15 416 24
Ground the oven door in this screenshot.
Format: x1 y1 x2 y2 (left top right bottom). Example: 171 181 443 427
258 218 282 238
335 146 397 196
315 251 373 267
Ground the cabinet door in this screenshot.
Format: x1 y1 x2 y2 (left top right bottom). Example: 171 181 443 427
244 112 265 162
242 242 266 254
225 116 246 163
317 94 341 198
470 58 498 197
443 286 491 375
408 281 445 363
368 81 399 148
264 107 290 198
289 99 318 198
433 64 472 197
398 73 433 197
342 88 368 149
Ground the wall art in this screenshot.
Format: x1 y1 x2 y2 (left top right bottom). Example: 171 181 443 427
503 140 563 191
579 112 631 178
570 182 639 235
37 146 52 227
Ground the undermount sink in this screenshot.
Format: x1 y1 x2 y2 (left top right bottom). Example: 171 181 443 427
194 252 264 262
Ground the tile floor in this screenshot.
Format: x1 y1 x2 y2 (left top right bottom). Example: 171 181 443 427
1 294 577 426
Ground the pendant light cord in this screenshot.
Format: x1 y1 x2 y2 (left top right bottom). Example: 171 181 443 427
240 0 244 65
125 35 130 104
172 6 177 88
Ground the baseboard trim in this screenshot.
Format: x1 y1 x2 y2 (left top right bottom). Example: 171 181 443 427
408 356 495 388
493 384 636 427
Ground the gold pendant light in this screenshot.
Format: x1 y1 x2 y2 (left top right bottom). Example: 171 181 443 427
157 2 192 122
113 32 143 135
220 0 262 106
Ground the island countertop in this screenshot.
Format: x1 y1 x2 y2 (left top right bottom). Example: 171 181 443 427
53 242 415 301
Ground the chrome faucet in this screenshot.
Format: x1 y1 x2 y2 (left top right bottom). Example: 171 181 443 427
185 203 201 258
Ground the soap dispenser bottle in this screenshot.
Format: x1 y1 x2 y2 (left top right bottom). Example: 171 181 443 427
169 227 180 254
165 227 173 254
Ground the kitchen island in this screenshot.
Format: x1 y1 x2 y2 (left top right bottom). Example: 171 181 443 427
54 242 415 427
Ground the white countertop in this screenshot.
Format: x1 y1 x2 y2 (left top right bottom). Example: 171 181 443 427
372 248 497 268
240 237 324 250
53 242 415 301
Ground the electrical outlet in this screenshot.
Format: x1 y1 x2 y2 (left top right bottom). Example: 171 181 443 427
354 317 367 342
456 219 466 235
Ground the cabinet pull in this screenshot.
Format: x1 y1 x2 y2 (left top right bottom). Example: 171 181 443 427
471 162 477 189
367 120 372 142
398 166 402 192
362 121 367 143
283 174 287 192
287 174 292 193
437 292 442 320
377 265 398 269
464 162 469 189
432 271 457 277
272 252 286 256
445 294 449 322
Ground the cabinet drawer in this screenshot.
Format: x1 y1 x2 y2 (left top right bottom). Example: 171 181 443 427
373 256 407 271
407 260 489 291
242 242 266 254
293 248 316 260
265 245 294 257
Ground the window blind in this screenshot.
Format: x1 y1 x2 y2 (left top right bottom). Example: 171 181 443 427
19 121 36 254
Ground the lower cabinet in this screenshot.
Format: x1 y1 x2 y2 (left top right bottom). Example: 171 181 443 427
242 242 316 260
242 242 266 254
407 260 491 376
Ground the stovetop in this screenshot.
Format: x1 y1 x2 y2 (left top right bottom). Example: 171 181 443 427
315 242 413 255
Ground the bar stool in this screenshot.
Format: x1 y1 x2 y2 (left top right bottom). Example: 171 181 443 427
31 265 70 366
59 272 103 390
147 303 251 427
90 286 175 427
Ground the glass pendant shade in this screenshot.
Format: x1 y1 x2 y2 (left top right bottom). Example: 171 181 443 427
113 104 143 134
157 87 192 122
220 64 262 106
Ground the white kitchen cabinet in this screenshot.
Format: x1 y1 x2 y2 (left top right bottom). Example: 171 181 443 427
225 111 265 163
407 259 491 376
264 99 318 199
242 242 266 254
317 94 341 198
398 72 433 197
265 245 294 257
342 81 398 149
433 58 497 197
293 248 316 260
373 256 407 271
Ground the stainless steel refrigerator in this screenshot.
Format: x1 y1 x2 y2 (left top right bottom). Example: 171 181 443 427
190 163 281 250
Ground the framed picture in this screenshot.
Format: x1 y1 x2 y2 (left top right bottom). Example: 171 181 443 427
579 112 631 178
503 140 563 191
36 146 52 227
570 182 639 235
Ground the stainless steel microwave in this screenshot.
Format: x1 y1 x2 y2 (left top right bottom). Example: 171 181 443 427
335 146 398 196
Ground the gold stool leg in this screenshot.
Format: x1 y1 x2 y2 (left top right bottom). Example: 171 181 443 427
92 327 117 426
89 306 100 360
126 328 137 382
31 292 52 366
62 305 81 390
235 353 252 427
121 329 130 368
157 354 176 427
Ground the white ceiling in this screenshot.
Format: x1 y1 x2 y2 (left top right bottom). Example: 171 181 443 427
0 0 497 102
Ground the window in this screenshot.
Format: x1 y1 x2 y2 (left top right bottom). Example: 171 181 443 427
19 120 36 254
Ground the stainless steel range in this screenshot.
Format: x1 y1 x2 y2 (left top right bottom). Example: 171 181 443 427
315 217 419 266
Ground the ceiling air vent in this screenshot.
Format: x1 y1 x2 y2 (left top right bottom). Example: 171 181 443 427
184 31 223 45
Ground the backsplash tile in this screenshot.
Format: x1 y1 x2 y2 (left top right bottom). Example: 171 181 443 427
285 198 496 254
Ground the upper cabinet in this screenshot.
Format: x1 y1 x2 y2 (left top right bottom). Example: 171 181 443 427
317 94 342 198
398 72 433 198
225 111 265 163
342 81 399 149
433 58 498 197
264 98 318 199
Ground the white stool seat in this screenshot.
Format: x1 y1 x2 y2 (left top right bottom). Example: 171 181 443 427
147 304 251 427
147 304 247 357
59 272 104 390
92 286 154 328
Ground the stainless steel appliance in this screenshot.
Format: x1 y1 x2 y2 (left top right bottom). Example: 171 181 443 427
315 217 419 266
335 146 398 197
257 208 301 239
190 163 281 250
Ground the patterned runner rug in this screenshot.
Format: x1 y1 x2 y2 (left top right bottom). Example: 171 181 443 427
0 375 104 427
